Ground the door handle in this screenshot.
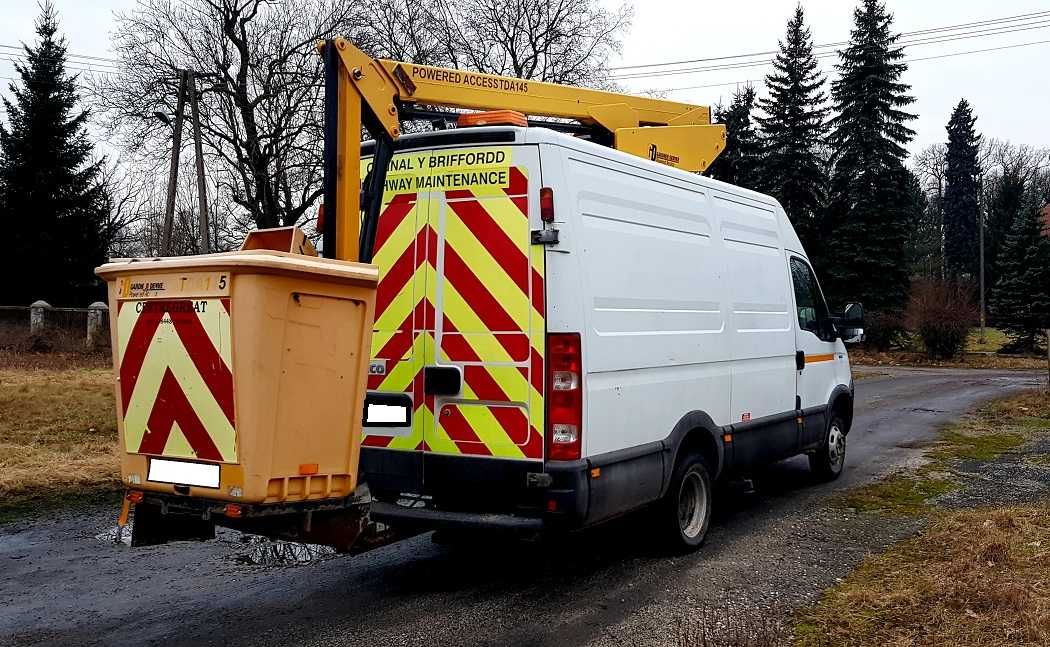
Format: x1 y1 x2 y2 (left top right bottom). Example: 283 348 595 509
423 365 461 396
795 350 805 371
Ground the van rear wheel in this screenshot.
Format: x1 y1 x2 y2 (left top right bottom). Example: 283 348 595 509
660 454 712 551
810 415 847 480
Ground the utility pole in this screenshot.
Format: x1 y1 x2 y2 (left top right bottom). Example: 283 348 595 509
977 174 986 343
1045 328 1049 392
161 70 188 256
979 203 986 343
187 70 210 253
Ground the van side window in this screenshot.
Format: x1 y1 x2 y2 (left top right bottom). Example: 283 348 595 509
790 257 832 340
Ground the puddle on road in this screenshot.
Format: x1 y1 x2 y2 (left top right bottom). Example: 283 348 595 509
95 523 133 546
237 536 336 566
93 520 335 566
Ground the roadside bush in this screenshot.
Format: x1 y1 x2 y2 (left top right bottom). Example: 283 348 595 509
0 322 109 355
859 310 908 352
906 278 977 359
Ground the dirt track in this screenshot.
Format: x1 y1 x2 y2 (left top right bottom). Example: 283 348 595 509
0 367 1045 647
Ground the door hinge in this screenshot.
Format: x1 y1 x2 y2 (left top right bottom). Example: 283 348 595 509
531 228 559 245
795 350 805 371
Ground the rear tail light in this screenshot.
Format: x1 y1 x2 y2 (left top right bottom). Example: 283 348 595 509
540 187 555 222
547 332 582 460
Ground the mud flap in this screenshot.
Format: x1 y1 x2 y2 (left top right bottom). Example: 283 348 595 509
131 503 216 547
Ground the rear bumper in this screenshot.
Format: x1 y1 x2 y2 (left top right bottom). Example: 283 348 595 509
360 448 590 531
369 501 544 531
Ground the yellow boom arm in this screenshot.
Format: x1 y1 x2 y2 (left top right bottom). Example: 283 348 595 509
317 37 725 261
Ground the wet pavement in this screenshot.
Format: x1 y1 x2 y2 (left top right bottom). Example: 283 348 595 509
0 366 1045 646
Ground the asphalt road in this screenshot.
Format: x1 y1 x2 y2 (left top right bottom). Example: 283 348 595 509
1 367 1045 647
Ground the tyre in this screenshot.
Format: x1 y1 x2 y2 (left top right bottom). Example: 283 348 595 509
660 453 713 551
809 414 847 481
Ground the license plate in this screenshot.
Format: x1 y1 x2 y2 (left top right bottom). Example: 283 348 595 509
363 391 412 427
148 458 220 488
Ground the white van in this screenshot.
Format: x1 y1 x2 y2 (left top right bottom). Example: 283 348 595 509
360 125 863 550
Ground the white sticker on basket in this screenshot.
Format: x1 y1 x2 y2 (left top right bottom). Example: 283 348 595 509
366 403 409 424
148 458 220 488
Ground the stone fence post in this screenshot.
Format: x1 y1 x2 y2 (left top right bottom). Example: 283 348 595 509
29 300 51 334
87 301 109 349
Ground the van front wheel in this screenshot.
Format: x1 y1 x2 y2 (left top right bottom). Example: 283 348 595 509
810 415 847 480
661 454 712 551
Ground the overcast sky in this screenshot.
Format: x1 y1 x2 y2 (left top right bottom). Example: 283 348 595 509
1 0 1048 158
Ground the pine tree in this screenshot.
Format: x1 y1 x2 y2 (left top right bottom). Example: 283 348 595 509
984 168 1027 294
990 202 1050 352
0 1 107 306
756 4 828 257
823 0 916 313
706 85 762 190
942 99 981 280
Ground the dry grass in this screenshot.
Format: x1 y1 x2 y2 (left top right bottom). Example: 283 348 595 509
851 327 1048 369
849 348 1047 370
851 369 890 382
803 391 1050 646
834 392 1050 516
794 504 1050 646
0 348 112 370
0 357 120 521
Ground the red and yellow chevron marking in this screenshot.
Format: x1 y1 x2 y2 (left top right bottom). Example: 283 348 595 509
116 298 236 462
364 148 545 461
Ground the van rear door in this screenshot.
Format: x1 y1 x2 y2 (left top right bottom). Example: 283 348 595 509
427 145 545 465
363 143 546 490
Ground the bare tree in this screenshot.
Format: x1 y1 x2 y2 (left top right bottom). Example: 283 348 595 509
356 0 453 65
434 0 632 86
356 0 631 86
911 143 948 277
96 158 154 257
93 0 631 247
92 0 362 230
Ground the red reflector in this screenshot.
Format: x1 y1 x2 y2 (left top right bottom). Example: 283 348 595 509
547 332 582 461
547 499 558 512
316 203 325 232
457 110 528 128
224 504 243 518
125 490 143 504
540 187 554 222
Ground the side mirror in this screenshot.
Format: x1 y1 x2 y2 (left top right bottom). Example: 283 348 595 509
838 303 864 344
843 302 864 325
841 327 865 344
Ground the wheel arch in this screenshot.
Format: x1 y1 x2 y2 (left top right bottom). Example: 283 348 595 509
662 410 724 496
828 384 854 433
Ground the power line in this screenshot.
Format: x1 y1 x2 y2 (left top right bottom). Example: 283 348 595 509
658 78 767 93
609 9 1050 71
0 56 119 76
611 21 1050 80
0 43 121 65
0 53 122 73
612 21 1050 79
653 39 1050 94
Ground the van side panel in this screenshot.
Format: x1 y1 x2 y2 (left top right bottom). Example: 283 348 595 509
715 191 798 466
555 150 732 467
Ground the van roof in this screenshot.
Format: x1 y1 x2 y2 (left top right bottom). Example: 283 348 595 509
363 125 805 254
